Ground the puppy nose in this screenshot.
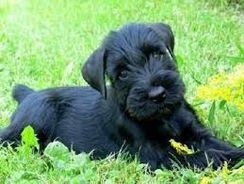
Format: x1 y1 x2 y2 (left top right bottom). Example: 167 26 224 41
148 86 166 103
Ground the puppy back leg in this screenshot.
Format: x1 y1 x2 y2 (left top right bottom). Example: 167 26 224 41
0 97 58 149
12 84 34 104
174 148 244 169
182 123 244 168
196 135 244 168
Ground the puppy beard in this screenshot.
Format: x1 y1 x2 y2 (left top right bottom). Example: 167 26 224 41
125 83 184 121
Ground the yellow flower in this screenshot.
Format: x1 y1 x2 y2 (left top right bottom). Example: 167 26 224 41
199 176 212 184
222 161 229 179
196 64 244 111
169 139 193 154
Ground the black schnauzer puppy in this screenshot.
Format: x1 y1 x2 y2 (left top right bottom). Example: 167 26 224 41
0 23 243 170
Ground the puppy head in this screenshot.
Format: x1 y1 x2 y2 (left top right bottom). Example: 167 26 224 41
82 23 185 121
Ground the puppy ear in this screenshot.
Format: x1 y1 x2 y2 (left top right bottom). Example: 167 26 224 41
82 48 107 98
150 23 175 52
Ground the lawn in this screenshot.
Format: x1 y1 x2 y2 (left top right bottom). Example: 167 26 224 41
0 0 243 183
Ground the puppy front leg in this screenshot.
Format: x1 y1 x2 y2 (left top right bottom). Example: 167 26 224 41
199 136 244 168
177 148 244 169
185 121 242 151
199 135 243 151
183 126 244 168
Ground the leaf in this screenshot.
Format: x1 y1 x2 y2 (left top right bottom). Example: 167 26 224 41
44 141 70 168
192 101 205 107
208 101 216 126
176 54 184 65
235 39 244 55
191 72 202 85
225 103 233 117
227 56 244 64
219 100 227 110
61 62 74 84
226 40 244 64
0 64 4 72
20 125 39 150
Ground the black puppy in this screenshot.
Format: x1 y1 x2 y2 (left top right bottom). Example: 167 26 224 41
0 23 243 170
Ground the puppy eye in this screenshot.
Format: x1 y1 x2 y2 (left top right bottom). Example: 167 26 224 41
119 70 128 80
151 51 164 59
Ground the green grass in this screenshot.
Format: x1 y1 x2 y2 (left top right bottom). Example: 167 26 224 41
0 0 243 183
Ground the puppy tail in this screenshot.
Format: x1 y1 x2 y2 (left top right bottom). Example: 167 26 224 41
12 84 34 104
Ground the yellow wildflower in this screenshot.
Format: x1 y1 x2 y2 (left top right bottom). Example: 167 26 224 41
199 176 212 184
169 139 193 154
196 64 244 111
222 161 229 180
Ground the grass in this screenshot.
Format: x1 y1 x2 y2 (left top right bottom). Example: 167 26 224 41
0 0 243 183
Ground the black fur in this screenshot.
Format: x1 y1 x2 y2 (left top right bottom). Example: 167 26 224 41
1 23 243 170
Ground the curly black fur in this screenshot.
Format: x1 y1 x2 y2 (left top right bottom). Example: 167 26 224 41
1 23 243 170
